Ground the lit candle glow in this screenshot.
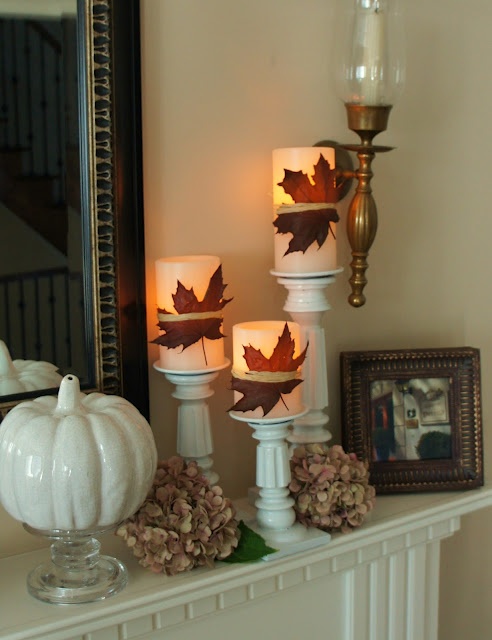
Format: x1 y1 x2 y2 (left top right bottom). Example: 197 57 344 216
154 255 227 371
231 320 305 420
272 147 338 275
354 0 386 105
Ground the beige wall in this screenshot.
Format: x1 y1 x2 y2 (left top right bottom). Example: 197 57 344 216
0 0 76 17
141 1 492 638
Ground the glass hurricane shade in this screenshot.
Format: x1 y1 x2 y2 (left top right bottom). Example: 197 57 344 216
232 320 304 420
336 0 405 106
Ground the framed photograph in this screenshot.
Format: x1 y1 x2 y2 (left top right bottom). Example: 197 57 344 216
340 347 483 493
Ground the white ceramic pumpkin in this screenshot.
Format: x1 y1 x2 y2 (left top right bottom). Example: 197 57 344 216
0 374 158 531
0 340 63 395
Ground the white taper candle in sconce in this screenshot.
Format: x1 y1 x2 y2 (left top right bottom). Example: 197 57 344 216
154 255 226 372
230 321 305 421
272 147 339 276
354 0 386 105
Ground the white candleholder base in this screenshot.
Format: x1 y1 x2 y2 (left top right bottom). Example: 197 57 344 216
235 501 331 561
273 269 342 446
229 410 330 557
154 360 230 485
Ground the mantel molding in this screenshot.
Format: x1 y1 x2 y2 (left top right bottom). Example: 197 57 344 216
2 485 492 640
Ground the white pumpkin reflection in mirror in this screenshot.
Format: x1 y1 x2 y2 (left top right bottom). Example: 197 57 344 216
0 374 158 604
0 340 63 395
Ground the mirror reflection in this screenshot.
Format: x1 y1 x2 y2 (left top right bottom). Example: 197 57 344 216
0 0 89 402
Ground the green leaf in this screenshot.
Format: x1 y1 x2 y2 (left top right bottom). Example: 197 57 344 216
222 521 277 563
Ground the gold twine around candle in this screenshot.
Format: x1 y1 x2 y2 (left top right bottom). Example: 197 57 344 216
157 310 223 322
275 202 336 215
231 368 300 383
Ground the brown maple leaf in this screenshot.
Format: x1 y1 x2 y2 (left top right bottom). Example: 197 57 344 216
275 154 343 256
274 207 339 255
277 154 343 204
229 323 308 416
151 265 232 364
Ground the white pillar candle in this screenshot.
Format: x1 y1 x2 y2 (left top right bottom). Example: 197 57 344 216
155 255 226 371
231 320 304 420
272 147 338 275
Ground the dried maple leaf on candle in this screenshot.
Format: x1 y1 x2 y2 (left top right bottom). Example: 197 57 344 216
229 323 308 416
278 154 344 204
275 153 342 256
151 265 232 360
274 207 339 256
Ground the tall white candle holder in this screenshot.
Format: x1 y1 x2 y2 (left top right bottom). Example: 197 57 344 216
152 254 232 484
270 146 346 447
229 409 330 558
154 360 229 485
272 268 342 447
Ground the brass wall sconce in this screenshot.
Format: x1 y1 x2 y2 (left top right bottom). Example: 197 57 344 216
339 104 394 308
330 0 405 307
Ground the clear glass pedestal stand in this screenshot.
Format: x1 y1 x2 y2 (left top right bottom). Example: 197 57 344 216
272 268 342 447
229 410 330 559
153 360 230 485
24 524 127 604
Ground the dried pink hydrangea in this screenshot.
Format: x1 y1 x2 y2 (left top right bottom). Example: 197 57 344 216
289 444 376 534
117 457 239 575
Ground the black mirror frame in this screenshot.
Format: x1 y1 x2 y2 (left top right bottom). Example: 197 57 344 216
81 0 149 418
0 0 149 420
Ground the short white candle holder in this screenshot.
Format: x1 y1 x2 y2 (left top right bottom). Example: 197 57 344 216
229 409 330 559
272 268 342 447
154 360 230 485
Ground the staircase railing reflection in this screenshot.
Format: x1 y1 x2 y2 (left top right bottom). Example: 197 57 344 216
0 15 79 254
0 266 85 378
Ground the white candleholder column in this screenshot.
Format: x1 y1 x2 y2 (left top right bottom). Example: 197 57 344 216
229 410 330 557
154 360 229 485
250 416 296 533
274 270 341 446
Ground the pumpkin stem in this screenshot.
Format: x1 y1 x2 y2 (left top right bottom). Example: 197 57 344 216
55 374 87 415
0 340 17 377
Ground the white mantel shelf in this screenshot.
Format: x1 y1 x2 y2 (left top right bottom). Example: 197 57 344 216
2 485 492 640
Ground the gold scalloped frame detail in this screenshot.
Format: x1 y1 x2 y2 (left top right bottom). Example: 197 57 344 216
85 0 119 397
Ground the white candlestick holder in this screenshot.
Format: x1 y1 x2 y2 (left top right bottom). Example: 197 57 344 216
229 409 330 559
154 360 230 485
272 268 342 447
